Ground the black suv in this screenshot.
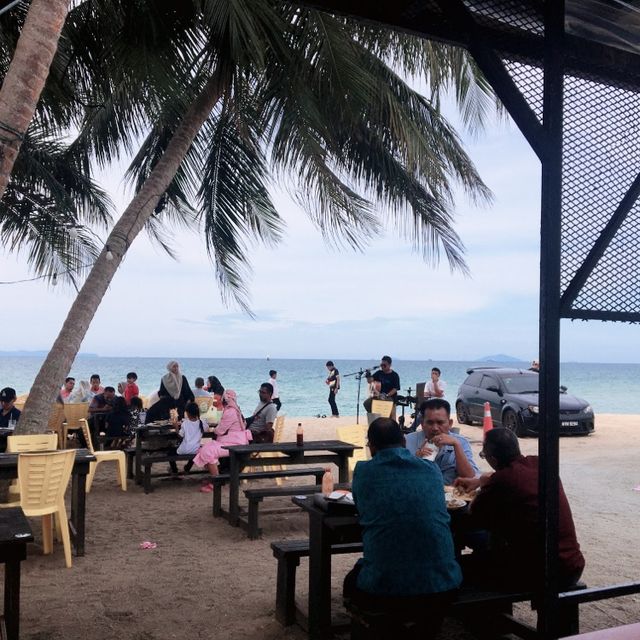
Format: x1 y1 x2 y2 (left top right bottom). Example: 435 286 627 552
455 367 595 436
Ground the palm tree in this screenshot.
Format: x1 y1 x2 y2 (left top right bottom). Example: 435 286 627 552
17 1 496 432
0 0 72 202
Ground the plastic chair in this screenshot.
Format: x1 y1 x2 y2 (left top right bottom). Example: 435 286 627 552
371 399 394 418
62 403 89 447
79 419 126 493
194 396 213 414
337 424 370 481
15 449 75 567
5 433 58 502
47 403 66 449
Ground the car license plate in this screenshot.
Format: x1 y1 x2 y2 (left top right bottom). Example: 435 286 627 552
561 421 579 427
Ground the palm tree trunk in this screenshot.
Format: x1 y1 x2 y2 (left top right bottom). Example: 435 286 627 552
0 0 70 201
18 73 225 434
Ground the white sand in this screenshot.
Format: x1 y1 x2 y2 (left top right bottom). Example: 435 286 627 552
15 413 640 639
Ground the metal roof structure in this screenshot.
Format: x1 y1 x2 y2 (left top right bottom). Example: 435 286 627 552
298 1 640 638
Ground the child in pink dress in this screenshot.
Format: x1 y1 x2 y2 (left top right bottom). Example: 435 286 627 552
194 390 251 488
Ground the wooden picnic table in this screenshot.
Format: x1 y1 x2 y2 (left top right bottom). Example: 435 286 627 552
133 422 215 484
0 448 95 556
223 440 359 526
0 507 33 640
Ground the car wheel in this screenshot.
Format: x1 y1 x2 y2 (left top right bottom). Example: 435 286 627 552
502 409 526 437
456 402 472 425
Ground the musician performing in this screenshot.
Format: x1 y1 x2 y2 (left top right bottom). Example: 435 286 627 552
363 355 400 415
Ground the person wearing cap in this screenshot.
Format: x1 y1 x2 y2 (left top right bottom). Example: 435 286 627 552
0 387 20 428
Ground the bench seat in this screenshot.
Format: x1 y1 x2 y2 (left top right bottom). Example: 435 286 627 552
271 539 364 625
212 468 325 519
140 452 207 493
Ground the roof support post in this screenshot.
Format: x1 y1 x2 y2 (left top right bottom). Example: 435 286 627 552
538 1 564 637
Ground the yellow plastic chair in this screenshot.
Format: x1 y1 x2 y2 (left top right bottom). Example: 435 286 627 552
16 449 75 568
194 396 213 414
62 403 89 447
79 419 126 493
371 399 394 418
336 424 370 481
5 433 58 502
47 403 66 449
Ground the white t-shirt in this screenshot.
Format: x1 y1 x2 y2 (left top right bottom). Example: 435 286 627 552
269 377 279 400
425 379 447 398
177 417 208 455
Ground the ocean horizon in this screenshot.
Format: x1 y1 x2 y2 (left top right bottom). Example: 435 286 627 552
2 355 639 417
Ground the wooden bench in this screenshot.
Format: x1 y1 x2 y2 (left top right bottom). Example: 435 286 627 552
271 539 364 626
345 581 587 639
212 468 325 519
140 451 206 493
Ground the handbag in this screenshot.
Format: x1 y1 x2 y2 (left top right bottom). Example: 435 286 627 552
245 402 271 430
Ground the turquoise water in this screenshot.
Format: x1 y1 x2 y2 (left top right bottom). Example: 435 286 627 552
1 356 638 416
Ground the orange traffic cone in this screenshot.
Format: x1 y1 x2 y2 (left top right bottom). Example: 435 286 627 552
482 402 493 437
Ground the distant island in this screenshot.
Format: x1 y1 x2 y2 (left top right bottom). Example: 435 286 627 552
477 354 524 363
0 350 99 357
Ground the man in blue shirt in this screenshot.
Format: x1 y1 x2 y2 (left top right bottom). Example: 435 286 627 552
344 418 461 638
406 398 479 485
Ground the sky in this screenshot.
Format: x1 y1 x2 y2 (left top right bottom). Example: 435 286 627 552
1 98 639 362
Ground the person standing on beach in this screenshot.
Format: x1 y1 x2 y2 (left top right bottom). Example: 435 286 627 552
269 370 281 411
159 361 194 418
325 361 340 417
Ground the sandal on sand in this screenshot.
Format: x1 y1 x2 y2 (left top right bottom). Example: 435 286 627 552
199 483 214 493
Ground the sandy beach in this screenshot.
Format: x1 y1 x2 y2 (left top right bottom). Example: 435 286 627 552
13 414 640 639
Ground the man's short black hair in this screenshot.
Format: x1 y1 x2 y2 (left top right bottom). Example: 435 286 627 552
421 397 451 416
261 382 274 395
431 367 441 375
127 372 137 380
326 360 334 367
483 428 521 467
65 377 75 384
381 355 392 365
367 418 403 449
269 370 277 377
195 377 205 388
104 386 115 393
90 374 100 381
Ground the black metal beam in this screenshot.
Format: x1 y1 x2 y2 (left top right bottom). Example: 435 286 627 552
537 1 564 637
560 171 640 314
558 581 640 605
564 309 640 322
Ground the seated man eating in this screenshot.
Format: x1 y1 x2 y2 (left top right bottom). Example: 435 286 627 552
406 398 479 484
344 417 461 639
455 428 585 590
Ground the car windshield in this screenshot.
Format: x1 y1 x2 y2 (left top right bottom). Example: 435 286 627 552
501 375 539 394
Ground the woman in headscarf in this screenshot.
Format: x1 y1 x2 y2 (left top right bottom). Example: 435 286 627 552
206 375 225 410
159 360 194 417
194 389 252 486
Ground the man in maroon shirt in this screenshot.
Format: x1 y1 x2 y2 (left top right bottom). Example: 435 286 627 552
455 428 584 590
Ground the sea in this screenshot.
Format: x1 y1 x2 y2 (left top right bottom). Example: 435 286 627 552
1 356 638 416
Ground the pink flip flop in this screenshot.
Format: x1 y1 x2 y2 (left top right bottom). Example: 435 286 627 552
199 483 214 493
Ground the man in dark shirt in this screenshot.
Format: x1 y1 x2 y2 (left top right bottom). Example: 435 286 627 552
0 387 20 428
455 428 585 590
344 418 461 638
363 355 400 413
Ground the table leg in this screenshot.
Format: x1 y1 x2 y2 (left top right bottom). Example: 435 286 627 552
228 453 241 526
337 453 350 484
69 467 87 556
4 554 22 640
135 436 142 485
307 511 333 640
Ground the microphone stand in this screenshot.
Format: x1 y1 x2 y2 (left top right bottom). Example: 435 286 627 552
342 367 370 424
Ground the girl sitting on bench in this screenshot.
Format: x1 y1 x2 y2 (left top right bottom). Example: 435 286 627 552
193 389 252 491
173 402 207 474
